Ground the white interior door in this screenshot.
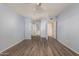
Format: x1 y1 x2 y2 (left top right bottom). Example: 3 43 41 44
48 22 53 36
47 20 56 39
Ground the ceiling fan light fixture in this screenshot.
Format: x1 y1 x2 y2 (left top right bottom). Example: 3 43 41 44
36 3 42 7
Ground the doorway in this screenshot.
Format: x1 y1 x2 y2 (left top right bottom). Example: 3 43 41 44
31 20 41 40
47 20 56 39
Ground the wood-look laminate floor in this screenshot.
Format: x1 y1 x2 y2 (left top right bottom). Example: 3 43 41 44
0 36 79 56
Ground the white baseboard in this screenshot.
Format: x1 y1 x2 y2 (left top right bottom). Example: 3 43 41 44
0 39 24 53
58 40 79 54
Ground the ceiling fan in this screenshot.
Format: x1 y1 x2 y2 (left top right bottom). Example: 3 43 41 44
36 3 42 7
34 3 44 13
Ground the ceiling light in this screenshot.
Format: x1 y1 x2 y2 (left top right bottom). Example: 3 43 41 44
36 3 42 7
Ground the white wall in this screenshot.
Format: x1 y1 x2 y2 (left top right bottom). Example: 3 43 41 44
0 4 25 52
57 4 79 53
25 17 31 39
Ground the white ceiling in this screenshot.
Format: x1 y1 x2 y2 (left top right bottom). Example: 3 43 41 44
5 3 71 20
